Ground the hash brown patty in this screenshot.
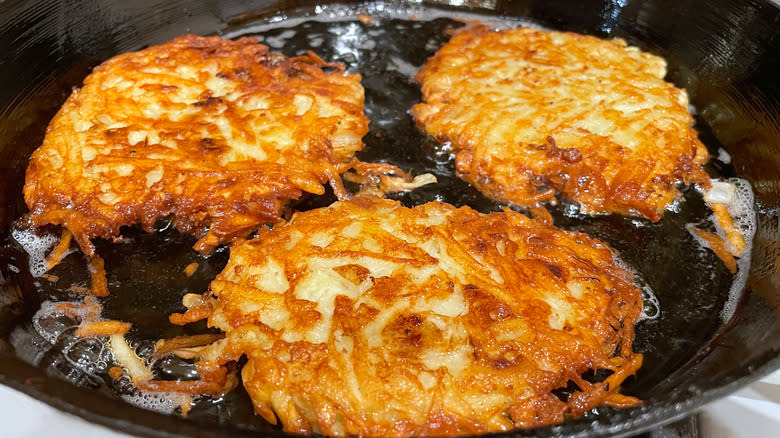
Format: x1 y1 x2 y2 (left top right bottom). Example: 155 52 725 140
200 196 643 436
412 26 710 221
24 35 368 254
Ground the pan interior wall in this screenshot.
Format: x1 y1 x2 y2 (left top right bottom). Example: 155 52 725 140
0 1 778 437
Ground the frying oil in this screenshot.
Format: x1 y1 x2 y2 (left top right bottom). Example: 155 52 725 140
223 1 541 40
25 299 188 414
11 227 59 277
4 1 760 420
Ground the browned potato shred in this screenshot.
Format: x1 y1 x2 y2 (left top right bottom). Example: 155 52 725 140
184 262 199 277
75 320 132 338
44 229 72 270
692 227 738 273
153 334 225 359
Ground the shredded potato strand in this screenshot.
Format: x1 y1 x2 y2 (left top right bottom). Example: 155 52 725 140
88 255 109 297
110 334 153 384
75 320 132 338
711 203 746 256
154 334 225 358
693 227 738 273
45 228 72 270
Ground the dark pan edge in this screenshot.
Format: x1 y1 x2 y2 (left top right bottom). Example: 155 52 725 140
1 0 779 436
1 347 778 437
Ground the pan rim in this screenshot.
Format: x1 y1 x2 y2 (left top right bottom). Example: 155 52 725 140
1 0 779 436
1 346 778 437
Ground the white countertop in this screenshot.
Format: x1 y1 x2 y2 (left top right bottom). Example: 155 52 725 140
1 370 778 437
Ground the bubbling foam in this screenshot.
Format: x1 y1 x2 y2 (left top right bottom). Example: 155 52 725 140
637 280 661 322
722 179 756 238
611 253 660 322
32 300 81 344
11 227 59 277
35 298 191 414
718 178 755 321
696 178 756 322
121 392 187 415
31 292 195 414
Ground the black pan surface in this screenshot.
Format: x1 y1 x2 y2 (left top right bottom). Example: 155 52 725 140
0 1 778 437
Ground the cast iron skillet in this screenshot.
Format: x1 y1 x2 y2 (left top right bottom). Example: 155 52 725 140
0 0 778 437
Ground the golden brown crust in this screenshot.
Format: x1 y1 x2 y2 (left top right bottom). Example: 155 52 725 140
412 25 710 221
24 35 369 255
203 196 643 436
